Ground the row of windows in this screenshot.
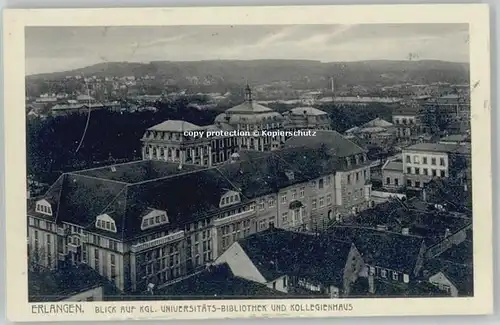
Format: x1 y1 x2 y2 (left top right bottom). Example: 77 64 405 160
281 187 305 203
96 219 117 232
346 170 368 185
406 167 446 177
311 195 332 209
141 213 168 230
221 194 241 207
406 155 446 166
35 203 53 216
221 220 251 250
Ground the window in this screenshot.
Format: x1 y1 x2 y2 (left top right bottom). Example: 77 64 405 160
369 266 375 275
259 199 265 210
292 190 297 200
272 282 276 290
395 178 399 186
406 155 411 163
140 210 169 230
281 212 288 223
386 177 391 185
423 157 428 164
319 179 324 189
406 167 411 174
312 199 317 209
381 269 387 278
283 277 287 288
94 249 100 272
431 158 436 165
319 197 325 207
415 181 421 188
413 156 420 164
440 170 446 177
415 168 420 175
364 170 367 179
432 169 437 177
440 158 446 166
299 187 305 198
326 194 332 204
110 254 116 278
281 193 287 204
392 272 398 281
268 197 275 207
35 199 53 216
347 175 351 184
95 214 117 233
356 172 360 182
407 180 412 187
423 168 428 176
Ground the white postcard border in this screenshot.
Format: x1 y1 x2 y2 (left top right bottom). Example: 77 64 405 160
3 4 493 322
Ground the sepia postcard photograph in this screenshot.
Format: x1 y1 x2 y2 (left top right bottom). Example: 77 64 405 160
2 4 493 322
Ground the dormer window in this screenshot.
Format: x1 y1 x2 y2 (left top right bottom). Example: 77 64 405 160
35 199 53 216
141 209 169 231
219 190 241 208
95 214 117 233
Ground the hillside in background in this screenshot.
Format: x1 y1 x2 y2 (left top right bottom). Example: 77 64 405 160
27 59 470 87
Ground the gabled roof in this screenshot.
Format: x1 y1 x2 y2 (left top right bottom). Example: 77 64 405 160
152 263 286 300
284 130 366 158
361 118 394 128
289 106 328 116
238 228 354 287
424 258 473 296
327 226 424 274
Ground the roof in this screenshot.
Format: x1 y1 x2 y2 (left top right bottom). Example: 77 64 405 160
28 264 108 302
382 159 403 172
361 118 394 128
289 106 328 116
423 258 473 295
226 100 274 113
150 263 285 300
73 160 205 184
350 277 449 298
148 120 202 132
284 130 366 158
326 226 424 274
404 142 469 154
439 134 470 143
239 228 354 286
32 146 356 241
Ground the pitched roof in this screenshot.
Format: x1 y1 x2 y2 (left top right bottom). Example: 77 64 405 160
238 228 353 286
152 263 286 300
31 146 362 241
382 159 403 171
148 120 202 132
423 258 473 295
404 142 468 154
327 226 424 274
289 106 328 116
226 100 274 113
284 130 366 158
28 264 108 302
361 118 394 128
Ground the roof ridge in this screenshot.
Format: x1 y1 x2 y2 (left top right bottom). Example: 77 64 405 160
67 172 129 186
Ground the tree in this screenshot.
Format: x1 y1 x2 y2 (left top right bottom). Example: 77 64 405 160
27 243 48 273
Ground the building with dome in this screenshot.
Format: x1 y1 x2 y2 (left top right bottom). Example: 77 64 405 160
141 85 331 167
283 106 331 132
214 85 285 151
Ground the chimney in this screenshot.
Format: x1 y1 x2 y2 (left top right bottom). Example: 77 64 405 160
444 228 451 238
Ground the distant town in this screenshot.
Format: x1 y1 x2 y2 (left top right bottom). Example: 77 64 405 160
26 60 472 302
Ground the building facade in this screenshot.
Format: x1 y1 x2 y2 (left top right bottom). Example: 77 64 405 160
27 132 373 294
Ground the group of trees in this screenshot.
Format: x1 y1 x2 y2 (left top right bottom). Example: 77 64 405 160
27 100 392 185
27 99 219 184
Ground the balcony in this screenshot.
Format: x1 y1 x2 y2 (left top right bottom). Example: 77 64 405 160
67 243 80 253
131 231 185 253
213 209 256 227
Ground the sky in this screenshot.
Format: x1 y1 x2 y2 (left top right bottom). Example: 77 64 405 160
25 24 469 75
